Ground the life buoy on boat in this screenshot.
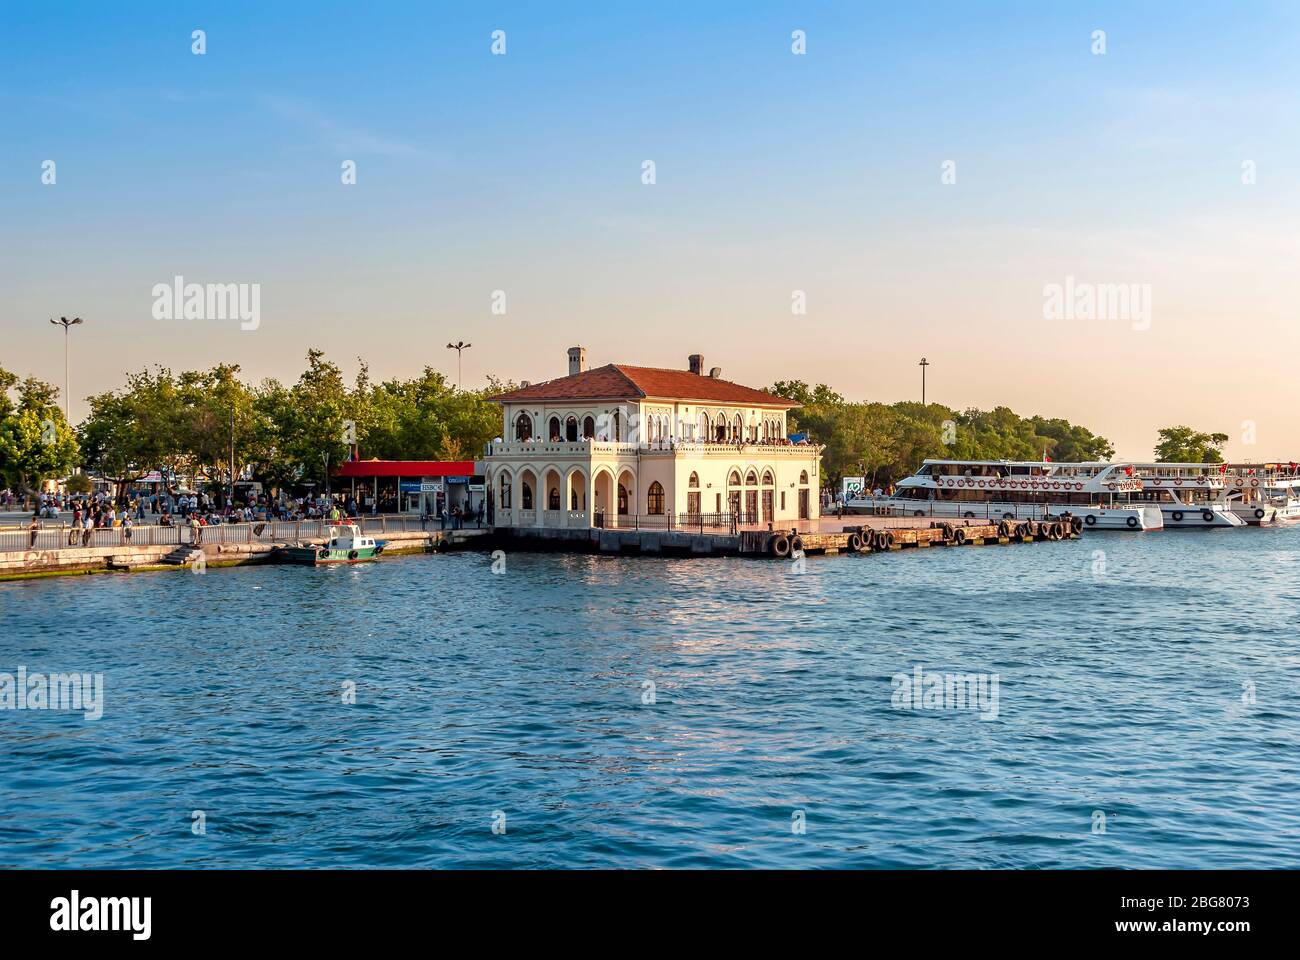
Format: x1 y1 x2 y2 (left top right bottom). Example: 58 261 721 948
1251 479 1260 488
1152 478 1161 486
1174 479 1182 486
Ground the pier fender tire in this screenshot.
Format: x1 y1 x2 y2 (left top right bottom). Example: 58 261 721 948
997 520 1013 538
1084 515 1097 527
953 528 968 545
1254 508 1266 520
1202 510 1215 523
789 536 804 555
1070 517 1085 535
317 548 329 559
847 532 863 552
348 549 359 560
1171 511 1184 522
1021 522 1036 538
771 535 791 558
938 522 955 542
877 530 895 551
1125 516 1139 529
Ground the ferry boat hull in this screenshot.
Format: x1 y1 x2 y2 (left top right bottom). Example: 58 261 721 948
846 499 1162 531
280 543 384 565
1154 505 1245 529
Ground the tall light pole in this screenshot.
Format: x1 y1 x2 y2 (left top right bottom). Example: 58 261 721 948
446 341 472 390
49 316 83 421
918 357 930 406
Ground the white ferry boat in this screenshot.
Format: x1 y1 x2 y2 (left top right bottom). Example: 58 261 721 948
845 460 1162 530
1130 462 1299 526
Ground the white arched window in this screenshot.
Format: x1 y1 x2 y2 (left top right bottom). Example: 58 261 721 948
514 413 533 441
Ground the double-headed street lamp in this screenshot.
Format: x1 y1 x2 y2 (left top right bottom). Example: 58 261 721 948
446 341 472 390
49 316 83 421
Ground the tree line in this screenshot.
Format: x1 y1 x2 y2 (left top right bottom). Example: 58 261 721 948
0 354 1239 500
769 380 1119 488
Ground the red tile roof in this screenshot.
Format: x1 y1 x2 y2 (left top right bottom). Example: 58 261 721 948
489 364 797 407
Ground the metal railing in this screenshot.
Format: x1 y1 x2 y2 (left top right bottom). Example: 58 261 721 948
0 513 460 554
839 499 1075 523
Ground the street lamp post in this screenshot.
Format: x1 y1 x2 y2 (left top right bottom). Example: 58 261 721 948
446 341 472 390
918 357 930 406
49 316 83 421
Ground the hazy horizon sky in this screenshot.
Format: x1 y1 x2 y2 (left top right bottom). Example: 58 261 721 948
3 1 1299 461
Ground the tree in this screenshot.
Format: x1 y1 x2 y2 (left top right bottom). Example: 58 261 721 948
0 375 80 493
1154 426 1227 463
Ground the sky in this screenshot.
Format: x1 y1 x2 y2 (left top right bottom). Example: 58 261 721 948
2 1 1299 461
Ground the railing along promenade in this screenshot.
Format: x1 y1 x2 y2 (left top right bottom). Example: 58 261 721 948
0 514 462 553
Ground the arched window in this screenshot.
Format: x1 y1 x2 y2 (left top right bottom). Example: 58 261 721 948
688 472 699 488
799 470 809 485
733 413 743 441
570 485 579 510
548 417 561 441
582 416 595 439
729 471 741 487
715 416 727 442
521 481 533 510
514 413 533 441
745 470 758 486
617 483 629 514
613 411 621 442
499 474 512 508
565 416 578 442
761 469 774 486
699 412 710 440
647 481 665 515
548 485 561 510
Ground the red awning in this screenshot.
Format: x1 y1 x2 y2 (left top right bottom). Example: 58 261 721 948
335 460 476 478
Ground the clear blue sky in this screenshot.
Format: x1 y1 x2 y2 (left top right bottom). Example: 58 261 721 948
3 1 1299 458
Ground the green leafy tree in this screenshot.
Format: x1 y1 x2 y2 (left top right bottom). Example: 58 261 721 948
0 375 80 493
1154 426 1228 463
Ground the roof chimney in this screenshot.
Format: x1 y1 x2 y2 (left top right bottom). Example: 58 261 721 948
567 346 587 376
708 366 722 379
688 354 704 375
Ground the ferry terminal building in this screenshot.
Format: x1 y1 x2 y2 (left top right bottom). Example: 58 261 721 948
481 348 822 529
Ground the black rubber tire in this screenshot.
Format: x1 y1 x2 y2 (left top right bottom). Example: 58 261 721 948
878 530 895 550
348 549 358 560
789 535 804 554
1022 522 1036 538
1084 514 1097 526
1202 510 1214 523
1126 516 1139 529
1171 511 1184 522
963 511 975 519
771 535 791 558
847 532 863 552
1070 516 1084 534
1003 512 1015 520
997 520 1013 537
1254 508 1266 520
913 510 925 517
954 528 968 545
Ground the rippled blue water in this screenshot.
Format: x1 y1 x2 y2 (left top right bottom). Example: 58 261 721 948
2 528 1298 868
